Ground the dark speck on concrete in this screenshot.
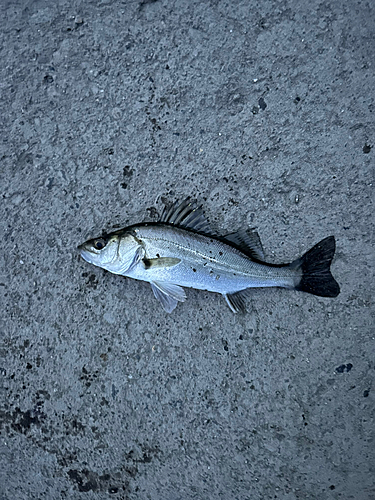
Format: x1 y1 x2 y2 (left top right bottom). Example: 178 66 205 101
363 143 371 153
363 389 370 397
43 75 54 84
140 0 159 10
10 408 45 434
123 165 133 178
335 363 353 373
67 469 98 493
258 97 267 110
146 206 159 218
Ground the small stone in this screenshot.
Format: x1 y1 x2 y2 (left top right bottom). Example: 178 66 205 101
103 312 115 324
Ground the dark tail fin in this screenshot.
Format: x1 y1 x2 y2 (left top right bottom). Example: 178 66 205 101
292 236 340 297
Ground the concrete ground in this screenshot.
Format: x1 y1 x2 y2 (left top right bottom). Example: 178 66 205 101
1 0 373 499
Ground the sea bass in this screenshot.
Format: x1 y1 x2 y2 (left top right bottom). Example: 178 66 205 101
78 198 340 313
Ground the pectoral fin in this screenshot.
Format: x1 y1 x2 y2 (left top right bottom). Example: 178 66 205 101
151 281 186 313
143 257 181 269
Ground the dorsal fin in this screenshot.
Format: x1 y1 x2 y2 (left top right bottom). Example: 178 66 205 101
224 228 265 261
160 198 211 232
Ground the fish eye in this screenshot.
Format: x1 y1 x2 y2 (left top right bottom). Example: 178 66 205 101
93 238 107 250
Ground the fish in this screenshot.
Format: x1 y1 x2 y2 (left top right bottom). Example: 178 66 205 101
78 198 340 313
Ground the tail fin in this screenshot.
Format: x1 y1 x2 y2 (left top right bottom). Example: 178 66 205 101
292 236 340 297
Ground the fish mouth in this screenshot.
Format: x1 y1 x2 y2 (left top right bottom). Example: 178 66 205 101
78 246 95 265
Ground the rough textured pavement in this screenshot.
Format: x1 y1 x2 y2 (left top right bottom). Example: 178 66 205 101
1 0 374 499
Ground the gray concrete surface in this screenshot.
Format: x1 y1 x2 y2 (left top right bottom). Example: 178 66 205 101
1 0 374 498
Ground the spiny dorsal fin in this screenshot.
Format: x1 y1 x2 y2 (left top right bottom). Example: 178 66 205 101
160 198 211 233
224 228 265 261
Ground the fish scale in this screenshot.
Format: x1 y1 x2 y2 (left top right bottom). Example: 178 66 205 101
128 224 297 294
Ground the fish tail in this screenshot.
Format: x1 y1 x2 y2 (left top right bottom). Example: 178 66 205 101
291 236 340 297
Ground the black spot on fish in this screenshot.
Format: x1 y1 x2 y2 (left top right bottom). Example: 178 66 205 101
143 258 151 269
192 268 196 272
219 251 223 256
363 143 371 154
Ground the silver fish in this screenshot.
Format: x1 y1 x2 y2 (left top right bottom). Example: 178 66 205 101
78 198 340 313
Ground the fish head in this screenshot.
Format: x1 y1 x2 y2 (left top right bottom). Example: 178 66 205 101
78 231 141 275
